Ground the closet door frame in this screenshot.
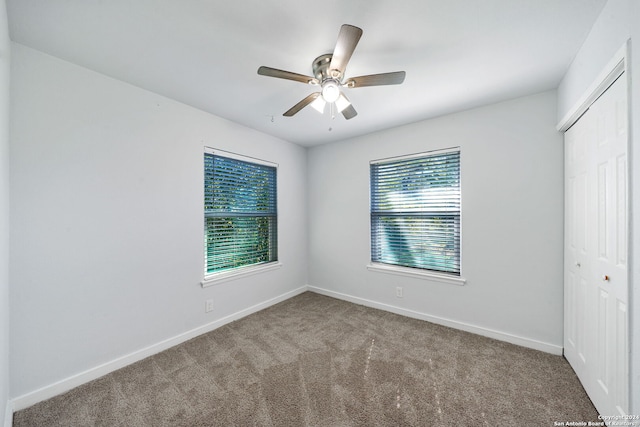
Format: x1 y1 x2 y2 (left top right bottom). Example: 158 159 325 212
557 43 628 134
558 41 631 417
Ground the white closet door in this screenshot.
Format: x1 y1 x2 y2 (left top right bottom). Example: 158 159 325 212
564 103 593 382
564 73 628 417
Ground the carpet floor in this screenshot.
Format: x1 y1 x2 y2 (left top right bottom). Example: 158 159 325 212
14 292 599 426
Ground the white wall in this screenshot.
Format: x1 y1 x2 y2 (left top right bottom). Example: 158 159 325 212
307 90 564 352
0 0 10 423
556 0 630 121
9 43 307 400
556 0 639 413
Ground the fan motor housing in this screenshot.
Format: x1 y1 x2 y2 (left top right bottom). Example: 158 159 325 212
313 54 340 82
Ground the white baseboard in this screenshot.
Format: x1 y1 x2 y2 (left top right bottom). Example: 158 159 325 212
11 284 562 412
3 400 12 427
11 285 308 411
307 286 563 356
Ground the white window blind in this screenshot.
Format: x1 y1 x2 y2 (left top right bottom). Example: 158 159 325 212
370 149 461 275
204 151 277 275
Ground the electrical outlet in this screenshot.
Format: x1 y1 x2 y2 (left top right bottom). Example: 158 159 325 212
205 299 214 313
396 287 403 298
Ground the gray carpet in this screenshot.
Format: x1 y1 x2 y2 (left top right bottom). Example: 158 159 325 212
14 292 598 426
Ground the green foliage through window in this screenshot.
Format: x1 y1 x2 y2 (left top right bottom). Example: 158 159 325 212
204 152 277 274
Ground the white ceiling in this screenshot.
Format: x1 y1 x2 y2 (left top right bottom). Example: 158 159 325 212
7 0 607 147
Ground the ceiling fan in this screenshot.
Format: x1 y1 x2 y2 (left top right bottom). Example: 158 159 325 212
258 24 406 120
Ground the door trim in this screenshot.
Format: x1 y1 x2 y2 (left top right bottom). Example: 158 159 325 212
561 42 631 416
557 41 628 132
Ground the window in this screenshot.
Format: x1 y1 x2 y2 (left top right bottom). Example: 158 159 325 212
370 148 461 276
204 149 278 278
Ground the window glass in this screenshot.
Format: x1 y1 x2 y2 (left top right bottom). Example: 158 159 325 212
370 149 461 274
204 150 277 275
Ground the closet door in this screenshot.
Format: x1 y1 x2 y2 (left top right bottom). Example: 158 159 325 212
564 73 628 417
564 103 592 383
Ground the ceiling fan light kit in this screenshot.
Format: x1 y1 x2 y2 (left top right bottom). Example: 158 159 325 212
321 80 340 103
258 24 406 120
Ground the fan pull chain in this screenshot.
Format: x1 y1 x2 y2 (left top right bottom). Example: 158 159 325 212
328 102 335 131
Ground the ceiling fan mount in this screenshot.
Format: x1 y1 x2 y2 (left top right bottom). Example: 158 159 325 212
312 53 333 81
312 53 344 82
258 24 406 120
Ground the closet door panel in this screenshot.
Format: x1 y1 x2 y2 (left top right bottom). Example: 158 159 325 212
564 73 628 417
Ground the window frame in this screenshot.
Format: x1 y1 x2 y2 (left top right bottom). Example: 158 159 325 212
201 148 281 287
367 147 466 285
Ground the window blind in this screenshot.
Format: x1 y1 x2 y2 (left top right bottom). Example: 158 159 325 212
370 150 461 274
204 152 277 275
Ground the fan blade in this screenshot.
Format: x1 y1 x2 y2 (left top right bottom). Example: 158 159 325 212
258 66 318 85
341 104 357 120
283 93 321 117
345 71 406 88
329 24 363 76
335 92 356 120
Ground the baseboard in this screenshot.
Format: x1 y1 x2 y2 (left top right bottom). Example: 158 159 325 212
11 284 562 411
11 285 308 411
3 399 12 427
307 286 563 356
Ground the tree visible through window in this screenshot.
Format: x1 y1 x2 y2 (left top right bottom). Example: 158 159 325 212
204 150 277 275
370 149 461 275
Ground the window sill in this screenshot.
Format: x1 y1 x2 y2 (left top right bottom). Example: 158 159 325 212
201 262 282 287
366 263 466 286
